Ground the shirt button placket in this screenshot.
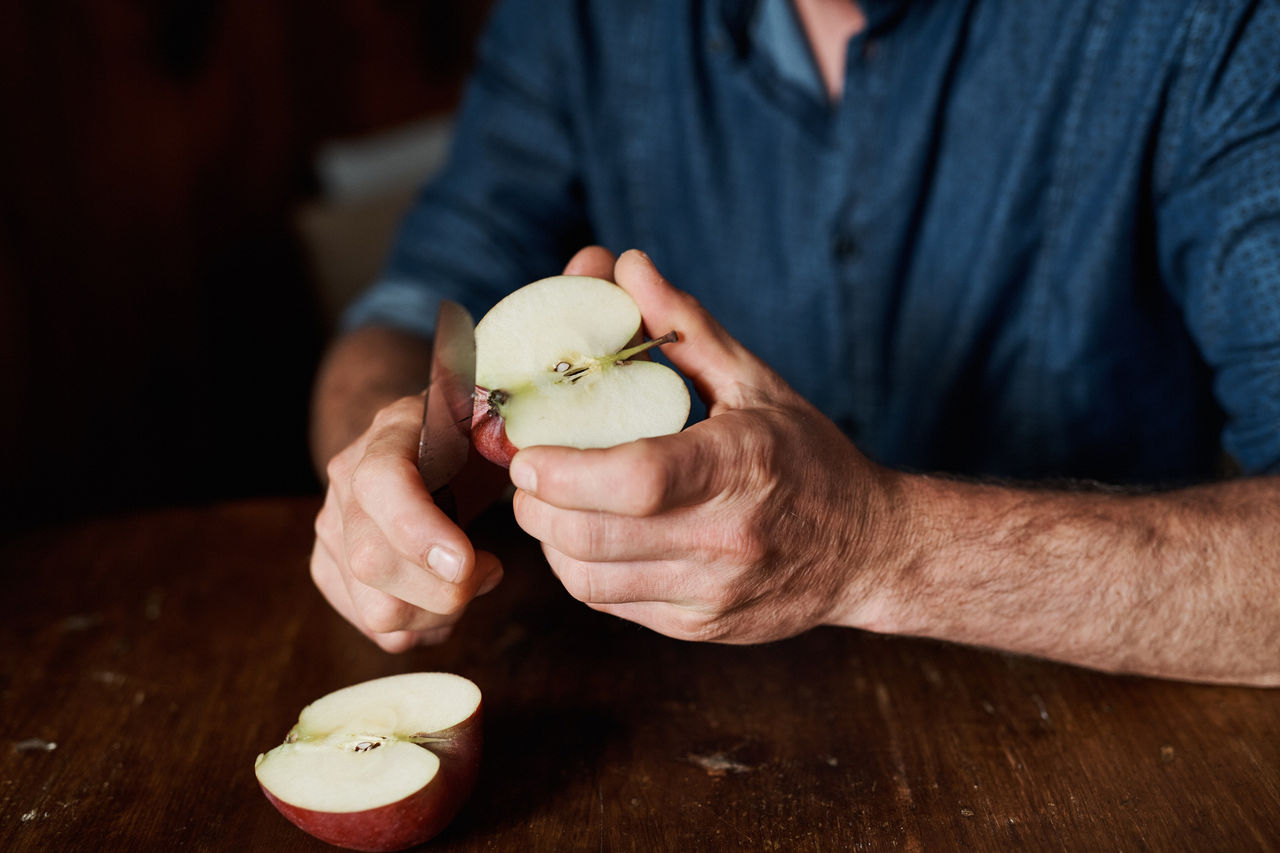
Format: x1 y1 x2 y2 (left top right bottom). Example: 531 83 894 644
832 25 884 445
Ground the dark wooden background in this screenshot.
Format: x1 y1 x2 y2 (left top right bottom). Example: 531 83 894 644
0 0 493 533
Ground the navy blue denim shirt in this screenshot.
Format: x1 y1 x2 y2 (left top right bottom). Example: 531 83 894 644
345 0 1280 483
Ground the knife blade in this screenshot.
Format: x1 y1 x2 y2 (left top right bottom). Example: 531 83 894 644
418 300 476 515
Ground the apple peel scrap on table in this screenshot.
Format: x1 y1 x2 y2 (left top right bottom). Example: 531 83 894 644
255 672 483 852
470 275 691 468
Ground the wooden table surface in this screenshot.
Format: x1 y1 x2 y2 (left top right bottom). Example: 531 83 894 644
2 496 1277 851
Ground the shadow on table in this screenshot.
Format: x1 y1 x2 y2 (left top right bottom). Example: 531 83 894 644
441 700 623 840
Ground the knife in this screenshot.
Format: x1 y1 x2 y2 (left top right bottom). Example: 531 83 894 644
417 299 476 519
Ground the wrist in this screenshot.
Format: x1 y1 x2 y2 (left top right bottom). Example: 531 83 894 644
310 326 434 476
825 463 930 635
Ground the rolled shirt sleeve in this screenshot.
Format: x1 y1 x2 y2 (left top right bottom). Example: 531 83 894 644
341 0 592 338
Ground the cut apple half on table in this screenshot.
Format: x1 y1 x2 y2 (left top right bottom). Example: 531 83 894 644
255 672 482 852
471 274 691 467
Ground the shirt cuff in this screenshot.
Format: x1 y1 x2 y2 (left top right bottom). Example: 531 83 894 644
339 277 442 340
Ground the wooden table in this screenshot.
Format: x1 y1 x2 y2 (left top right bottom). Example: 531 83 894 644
2 497 1277 851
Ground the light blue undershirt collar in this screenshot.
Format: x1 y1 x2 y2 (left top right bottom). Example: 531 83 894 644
752 0 827 100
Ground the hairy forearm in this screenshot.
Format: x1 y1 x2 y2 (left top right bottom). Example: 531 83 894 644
855 472 1280 686
309 325 433 479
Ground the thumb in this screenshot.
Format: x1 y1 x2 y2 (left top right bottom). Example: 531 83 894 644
613 249 778 412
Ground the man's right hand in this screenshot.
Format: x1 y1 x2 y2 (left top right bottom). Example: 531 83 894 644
310 394 503 652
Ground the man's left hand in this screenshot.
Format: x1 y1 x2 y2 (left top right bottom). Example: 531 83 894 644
511 248 908 643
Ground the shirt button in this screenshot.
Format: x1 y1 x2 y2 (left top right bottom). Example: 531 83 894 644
832 231 858 260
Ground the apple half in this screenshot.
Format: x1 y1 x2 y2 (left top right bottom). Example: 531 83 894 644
471 275 691 467
255 672 482 852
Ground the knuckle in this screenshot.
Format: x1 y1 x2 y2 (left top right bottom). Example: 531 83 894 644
564 584 589 604
358 594 417 635
622 459 669 516
730 527 770 567
359 596 410 635
349 457 381 504
741 419 780 476
350 458 404 513
325 454 349 488
314 502 340 543
308 545 329 586
556 513 604 562
523 500 607 563
670 608 717 642
374 632 416 654
369 404 399 431
370 396 420 432
313 511 329 543
694 611 734 642
571 566 596 603
346 537 390 586
584 519 614 564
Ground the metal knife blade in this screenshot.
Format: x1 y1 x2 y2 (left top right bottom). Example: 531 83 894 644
418 300 476 499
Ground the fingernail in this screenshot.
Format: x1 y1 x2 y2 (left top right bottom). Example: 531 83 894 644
427 547 463 583
510 457 536 493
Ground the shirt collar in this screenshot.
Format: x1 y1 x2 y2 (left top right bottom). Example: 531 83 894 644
721 0 909 101
721 0 911 44
753 0 823 99
720 0 910 88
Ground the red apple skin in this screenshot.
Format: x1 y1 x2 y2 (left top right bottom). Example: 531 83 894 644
260 706 483 852
470 387 518 468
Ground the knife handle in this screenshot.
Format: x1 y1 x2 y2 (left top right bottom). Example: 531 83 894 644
431 484 459 523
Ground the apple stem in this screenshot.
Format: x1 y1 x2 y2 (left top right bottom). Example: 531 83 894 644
613 330 679 363
559 331 681 384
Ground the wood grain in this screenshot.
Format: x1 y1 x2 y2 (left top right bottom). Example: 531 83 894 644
1 497 1277 851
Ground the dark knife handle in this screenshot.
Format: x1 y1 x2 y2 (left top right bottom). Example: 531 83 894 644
431 484 459 523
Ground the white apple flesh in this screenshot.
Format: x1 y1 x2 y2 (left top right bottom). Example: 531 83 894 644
471 275 691 467
255 672 482 852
